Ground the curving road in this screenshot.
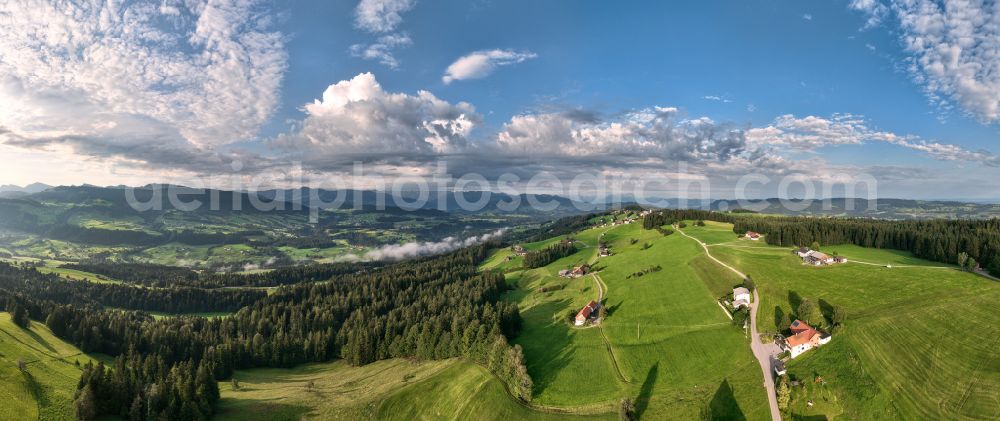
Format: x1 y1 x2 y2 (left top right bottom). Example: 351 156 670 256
676 227 782 421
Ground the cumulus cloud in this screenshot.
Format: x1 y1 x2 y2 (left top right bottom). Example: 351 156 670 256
341 229 506 261
354 0 415 33
851 0 1000 123
349 33 412 69
442 49 537 84
496 107 748 163
0 0 287 151
273 73 481 162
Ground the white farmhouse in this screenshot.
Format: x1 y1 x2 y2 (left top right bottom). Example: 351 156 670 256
732 287 751 309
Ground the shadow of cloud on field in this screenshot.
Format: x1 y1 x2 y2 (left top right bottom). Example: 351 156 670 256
634 363 658 419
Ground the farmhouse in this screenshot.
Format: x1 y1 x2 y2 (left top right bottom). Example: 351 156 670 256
513 245 527 256
558 269 571 277
574 300 599 326
804 251 834 266
795 248 846 266
571 265 589 277
745 231 761 240
599 246 612 257
783 320 832 358
732 287 751 309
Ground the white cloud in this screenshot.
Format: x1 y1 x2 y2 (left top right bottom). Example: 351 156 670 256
803 14 813 20
349 33 412 69
851 0 1000 123
341 229 506 261
849 0 889 27
442 49 537 84
495 107 748 163
354 0 415 33
0 0 287 152
274 73 481 160
747 113 1000 165
703 95 734 103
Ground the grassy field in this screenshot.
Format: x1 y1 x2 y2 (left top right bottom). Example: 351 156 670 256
688 221 1000 420
487 221 771 419
0 312 109 421
35 264 122 284
216 358 597 421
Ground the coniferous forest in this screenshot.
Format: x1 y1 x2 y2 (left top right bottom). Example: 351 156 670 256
0 242 531 420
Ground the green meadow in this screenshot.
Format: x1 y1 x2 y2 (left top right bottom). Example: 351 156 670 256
0 312 109 421
687 220 1000 420
491 221 770 419
216 358 600 421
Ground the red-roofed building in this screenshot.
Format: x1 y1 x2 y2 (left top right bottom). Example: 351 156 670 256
745 231 761 240
575 300 599 326
784 319 832 358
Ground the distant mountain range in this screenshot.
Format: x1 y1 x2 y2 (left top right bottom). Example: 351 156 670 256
0 183 52 197
709 197 1000 219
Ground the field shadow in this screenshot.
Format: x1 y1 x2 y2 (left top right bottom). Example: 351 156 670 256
818 299 834 323
23 328 58 353
702 379 745 421
634 363 659 419
215 398 312 420
517 299 577 397
788 291 802 312
774 306 785 330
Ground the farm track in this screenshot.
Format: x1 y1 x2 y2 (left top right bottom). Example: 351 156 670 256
591 272 632 385
676 226 782 421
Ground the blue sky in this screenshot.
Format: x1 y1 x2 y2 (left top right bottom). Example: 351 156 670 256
1 0 999 199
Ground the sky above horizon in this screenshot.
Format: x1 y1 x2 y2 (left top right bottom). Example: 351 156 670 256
2 0 1000 200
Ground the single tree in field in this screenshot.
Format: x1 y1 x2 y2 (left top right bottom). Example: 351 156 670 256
306 380 316 391
777 376 791 411
74 384 98 421
743 276 756 292
16 358 27 372
231 378 240 390
619 397 636 420
957 252 969 268
810 241 821 251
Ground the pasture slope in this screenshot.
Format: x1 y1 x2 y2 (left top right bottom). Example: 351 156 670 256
685 221 1000 420
484 218 771 419
0 312 108 421
216 358 602 421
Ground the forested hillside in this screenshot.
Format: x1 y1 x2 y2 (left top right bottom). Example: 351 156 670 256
0 242 530 420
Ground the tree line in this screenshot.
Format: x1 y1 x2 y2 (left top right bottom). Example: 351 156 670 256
0 262 264 313
62 260 382 288
522 242 577 268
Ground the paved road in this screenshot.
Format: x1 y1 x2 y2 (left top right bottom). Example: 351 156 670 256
676 227 783 421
